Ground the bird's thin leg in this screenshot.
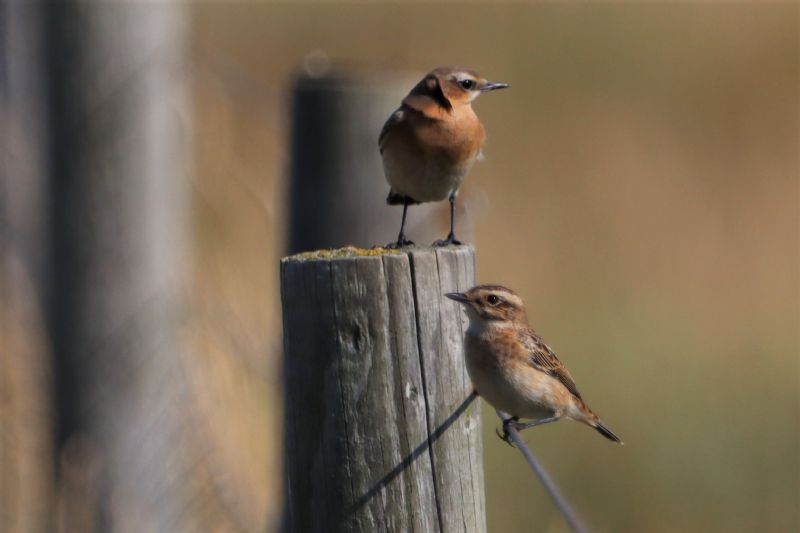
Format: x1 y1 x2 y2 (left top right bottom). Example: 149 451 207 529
513 416 560 432
447 195 458 242
387 201 414 248
398 202 409 243
433 195 462 246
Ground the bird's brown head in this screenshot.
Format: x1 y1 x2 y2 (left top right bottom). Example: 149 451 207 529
408 66 509 111
446 285 528 325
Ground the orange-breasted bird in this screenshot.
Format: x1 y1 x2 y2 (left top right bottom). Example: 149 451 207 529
378 66 509 247
446 285 623 444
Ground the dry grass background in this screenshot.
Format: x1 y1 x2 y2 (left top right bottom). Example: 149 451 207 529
184 3 798 532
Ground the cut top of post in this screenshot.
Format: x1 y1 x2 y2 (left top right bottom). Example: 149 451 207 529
282 245 405 263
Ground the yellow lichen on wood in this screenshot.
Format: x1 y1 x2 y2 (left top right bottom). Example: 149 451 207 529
283 246 403 263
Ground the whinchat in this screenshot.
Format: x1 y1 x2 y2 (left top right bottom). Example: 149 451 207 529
446 285 623 444
379 66 509 247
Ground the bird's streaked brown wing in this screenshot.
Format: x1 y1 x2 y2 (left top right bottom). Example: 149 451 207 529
378 108 404 154
518 329 583 400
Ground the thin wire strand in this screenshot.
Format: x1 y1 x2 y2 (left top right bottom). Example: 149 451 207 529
495 410 589 533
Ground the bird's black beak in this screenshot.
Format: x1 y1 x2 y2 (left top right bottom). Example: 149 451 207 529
481 81 510 92
445 292 470 304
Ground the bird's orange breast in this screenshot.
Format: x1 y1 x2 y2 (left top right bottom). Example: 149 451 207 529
381 105 484 202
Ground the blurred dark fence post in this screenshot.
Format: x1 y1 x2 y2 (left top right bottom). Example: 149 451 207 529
280 245 485 532
44 5 191 530
287 70 408 253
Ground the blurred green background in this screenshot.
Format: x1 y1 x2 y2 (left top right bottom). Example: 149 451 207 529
189 3 798 532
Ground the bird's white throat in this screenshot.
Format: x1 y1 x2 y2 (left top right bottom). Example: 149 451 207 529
463 310 514 337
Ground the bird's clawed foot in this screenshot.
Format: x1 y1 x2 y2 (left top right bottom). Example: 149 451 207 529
496 417 520 447
432 233 462 247
386 235 414 249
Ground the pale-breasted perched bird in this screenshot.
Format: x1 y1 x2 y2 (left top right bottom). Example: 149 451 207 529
379 66 509 247
446 285 623 444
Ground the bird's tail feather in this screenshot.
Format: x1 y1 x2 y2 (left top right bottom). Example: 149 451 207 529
386 190 420 206
593 421 623 444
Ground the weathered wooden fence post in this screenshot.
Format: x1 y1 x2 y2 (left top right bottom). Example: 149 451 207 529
281 245 485 532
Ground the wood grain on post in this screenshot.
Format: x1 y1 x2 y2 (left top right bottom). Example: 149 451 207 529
281 245 485 533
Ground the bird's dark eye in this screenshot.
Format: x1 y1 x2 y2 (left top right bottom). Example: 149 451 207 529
459 79 476 90
486 294 500 306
